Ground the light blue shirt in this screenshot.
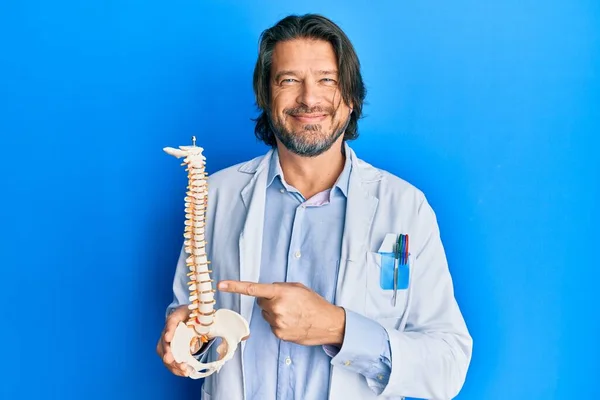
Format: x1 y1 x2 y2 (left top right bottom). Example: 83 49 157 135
240 148 392 399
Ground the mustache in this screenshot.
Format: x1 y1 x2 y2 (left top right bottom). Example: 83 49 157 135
285 106 334 116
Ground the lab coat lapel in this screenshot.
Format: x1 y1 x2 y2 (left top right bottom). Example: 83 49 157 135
238 151 272 329
335 145 379 312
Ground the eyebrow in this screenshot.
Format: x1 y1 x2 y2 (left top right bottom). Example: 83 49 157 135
273 69 339 81
316 69 338 76
273 70 297 82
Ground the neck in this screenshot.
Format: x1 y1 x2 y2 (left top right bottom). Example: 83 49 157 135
276 140 346 199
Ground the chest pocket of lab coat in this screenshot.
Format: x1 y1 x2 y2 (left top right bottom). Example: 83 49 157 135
365 251 410 321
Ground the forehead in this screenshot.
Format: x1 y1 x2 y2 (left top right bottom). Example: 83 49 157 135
271 38 337 72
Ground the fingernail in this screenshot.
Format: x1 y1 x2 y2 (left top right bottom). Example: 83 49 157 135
218 282 228 290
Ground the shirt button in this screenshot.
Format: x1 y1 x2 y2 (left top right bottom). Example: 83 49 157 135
344 360 351 366
377 374 383 380
294 251 301 258
285 357 292 365
280 189 285 193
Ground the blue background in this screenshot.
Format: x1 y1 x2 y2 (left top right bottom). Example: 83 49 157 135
1 0 598 399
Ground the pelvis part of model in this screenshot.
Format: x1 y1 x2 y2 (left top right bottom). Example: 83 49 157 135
164 137 250 379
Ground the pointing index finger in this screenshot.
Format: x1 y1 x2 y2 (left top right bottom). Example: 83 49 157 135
218 280 277 299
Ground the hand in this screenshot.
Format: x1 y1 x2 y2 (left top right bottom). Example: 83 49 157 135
218 280 345 346
156 305 192 377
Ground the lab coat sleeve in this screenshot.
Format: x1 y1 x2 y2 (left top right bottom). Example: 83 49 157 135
165 244 191 318
379 196 473 400
322 310 392 394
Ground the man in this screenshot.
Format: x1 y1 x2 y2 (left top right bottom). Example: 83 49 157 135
157 13 472 400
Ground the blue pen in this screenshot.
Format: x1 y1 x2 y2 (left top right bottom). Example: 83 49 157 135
392 234 399 305
393 234 404 306
400 234 405 262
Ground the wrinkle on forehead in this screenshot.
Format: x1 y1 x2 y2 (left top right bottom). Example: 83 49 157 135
271 39 338 78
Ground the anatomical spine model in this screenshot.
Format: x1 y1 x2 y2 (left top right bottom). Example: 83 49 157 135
164 137 249 379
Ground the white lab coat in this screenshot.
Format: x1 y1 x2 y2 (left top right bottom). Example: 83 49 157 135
168 143 472 400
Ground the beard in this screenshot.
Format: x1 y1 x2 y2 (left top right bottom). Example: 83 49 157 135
268 106 351 157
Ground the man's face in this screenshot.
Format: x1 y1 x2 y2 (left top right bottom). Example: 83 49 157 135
269 38 352 157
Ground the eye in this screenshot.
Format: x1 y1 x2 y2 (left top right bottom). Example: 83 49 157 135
321 78 337 85
280 78 298 85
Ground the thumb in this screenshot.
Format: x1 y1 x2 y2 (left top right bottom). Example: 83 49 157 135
164 323 177 343
164 306 189 342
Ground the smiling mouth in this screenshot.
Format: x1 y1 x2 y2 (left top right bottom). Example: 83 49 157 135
291 114 328 123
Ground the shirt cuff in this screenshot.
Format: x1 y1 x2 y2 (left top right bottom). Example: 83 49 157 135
323 309 392 390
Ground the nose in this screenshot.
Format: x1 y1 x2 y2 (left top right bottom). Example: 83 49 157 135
296 80 321 109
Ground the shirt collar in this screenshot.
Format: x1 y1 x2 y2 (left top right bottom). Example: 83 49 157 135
267 146 352 198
